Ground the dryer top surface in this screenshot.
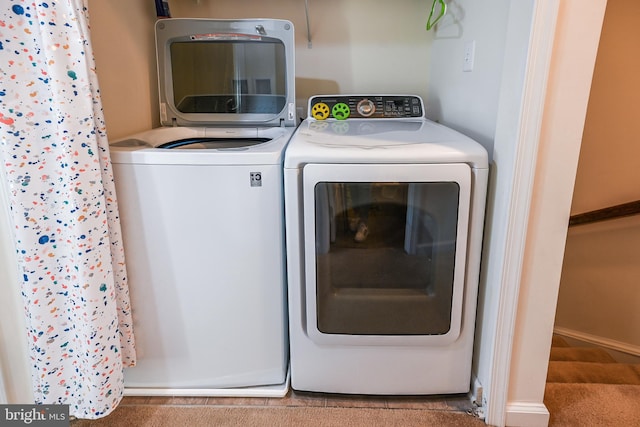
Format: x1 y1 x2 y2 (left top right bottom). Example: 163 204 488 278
283 118 489 169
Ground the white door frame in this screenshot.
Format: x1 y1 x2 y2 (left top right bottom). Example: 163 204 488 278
484 0 607 426
483 1 559 424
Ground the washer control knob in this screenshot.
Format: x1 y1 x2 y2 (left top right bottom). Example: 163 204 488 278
356 99 376 117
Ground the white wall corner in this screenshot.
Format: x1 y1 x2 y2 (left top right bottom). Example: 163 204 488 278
503 0 609 424
482 0 559 424
505 402 550 427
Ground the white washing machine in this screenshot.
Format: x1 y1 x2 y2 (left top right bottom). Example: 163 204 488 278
284 95 489 395
110 18 296 396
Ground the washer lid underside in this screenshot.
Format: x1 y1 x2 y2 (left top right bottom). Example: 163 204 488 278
156 19 296 128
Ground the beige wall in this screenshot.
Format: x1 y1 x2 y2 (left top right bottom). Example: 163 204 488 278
555 0 640 352
88 1 159 140
89 0 433 140
571 0 640 214
557 216 640 348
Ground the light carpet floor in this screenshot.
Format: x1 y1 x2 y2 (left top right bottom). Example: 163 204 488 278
71 335 640 426
71 405 486 427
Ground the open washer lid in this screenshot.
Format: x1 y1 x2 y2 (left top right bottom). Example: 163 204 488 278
155 18 296 128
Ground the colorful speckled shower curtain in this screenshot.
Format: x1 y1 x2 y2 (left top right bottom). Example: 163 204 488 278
0 1 135 419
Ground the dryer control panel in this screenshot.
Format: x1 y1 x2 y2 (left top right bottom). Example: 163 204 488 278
308 95 424 120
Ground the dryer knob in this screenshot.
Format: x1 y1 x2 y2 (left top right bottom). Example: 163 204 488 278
356 99 376 117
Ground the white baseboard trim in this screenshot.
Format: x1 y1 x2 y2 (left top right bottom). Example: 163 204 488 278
505 402 550 427
554 327 640 357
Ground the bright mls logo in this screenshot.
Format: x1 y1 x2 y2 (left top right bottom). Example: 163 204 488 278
1 405 69 426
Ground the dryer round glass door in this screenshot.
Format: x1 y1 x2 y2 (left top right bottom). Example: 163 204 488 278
302 163 471 346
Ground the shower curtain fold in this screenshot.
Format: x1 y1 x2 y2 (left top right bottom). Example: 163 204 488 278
0 0 135 419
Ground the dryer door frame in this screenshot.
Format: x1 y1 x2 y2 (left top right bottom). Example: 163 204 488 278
302 162 472 346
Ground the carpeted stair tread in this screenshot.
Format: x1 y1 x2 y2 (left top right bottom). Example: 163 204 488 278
546 335 640 424
544 383 640 426
551 335 570 348
549 346 617 363
547 361 640 384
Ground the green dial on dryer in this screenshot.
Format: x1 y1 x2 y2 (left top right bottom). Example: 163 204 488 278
332 103 351 120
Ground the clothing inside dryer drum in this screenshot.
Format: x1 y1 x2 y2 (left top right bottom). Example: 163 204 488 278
170 40 287 114
314 182 460 335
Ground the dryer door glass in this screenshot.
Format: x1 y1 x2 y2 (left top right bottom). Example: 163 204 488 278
314 182 459 335
302 163 471 344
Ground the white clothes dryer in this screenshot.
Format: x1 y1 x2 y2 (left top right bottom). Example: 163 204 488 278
284 95 489 394
110 19 296 396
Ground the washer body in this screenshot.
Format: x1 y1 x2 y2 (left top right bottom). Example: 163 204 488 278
284 95 489 394
110 19 296 392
